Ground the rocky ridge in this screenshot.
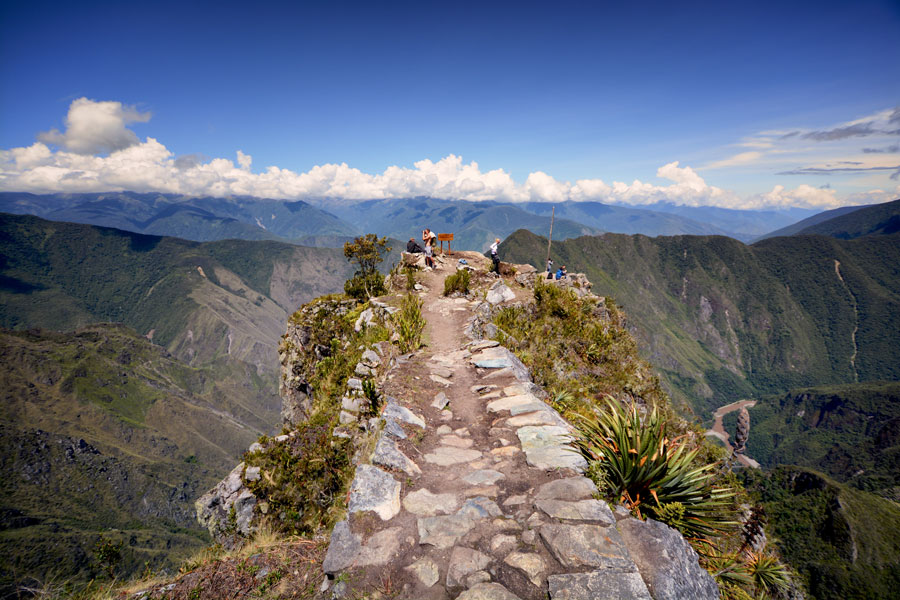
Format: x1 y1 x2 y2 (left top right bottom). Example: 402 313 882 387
194 251 718 599
317 254 717 599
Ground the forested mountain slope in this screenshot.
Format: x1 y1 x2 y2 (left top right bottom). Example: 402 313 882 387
501 229 900 416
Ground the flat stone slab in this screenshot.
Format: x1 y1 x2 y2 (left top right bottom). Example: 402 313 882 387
472 384 498 393
548 570 652 600
458 496 503 519
540 523 634 570
436 425 453 435
430 374 452 386
487 394 539 413
383 402 425 429
509 401 551 416
464 485 500 498
474 357 515 369
432 391 450 409
447 546 492 589
431 367 454 379
457 582 522 600
507 410 567 427
503 552 546 587
383 417 407 439
503 384 529 395
462 469 506 486
348 465 401 521
517 426 587 472
322 520 360 574
491 446 520 457
441 434 474 448
355 526 402 566
469 340 500 351
403 488 461 516
535 498 614 524
491 533 518 553
424 446 482 466
535 477 598 501
418 514 478 549
373 436 421 476
406 556 440 587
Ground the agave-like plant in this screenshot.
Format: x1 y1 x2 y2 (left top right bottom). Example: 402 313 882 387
746 552 793 598
573 396 736 539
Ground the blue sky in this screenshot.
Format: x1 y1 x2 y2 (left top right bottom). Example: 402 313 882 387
1 0 898 209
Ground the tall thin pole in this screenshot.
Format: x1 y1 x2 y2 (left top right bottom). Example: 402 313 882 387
546 205 555 266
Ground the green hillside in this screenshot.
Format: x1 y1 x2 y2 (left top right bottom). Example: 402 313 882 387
0 192 359 244
501 229 900 416
741 466 900 600
794 198 900 239
0 215 405 592
756 204 868 240
723 381 900 498
0 325 268 592
0 213 358 370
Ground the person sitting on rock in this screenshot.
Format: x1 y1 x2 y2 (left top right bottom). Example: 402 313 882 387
555 265 568 280
407 237 423 253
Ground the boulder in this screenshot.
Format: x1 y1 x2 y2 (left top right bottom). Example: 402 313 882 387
616 517 720 600
486 282 516 305
194 462 258 546
347 465 401 521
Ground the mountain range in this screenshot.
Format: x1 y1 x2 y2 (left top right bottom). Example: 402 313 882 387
0 191 832 250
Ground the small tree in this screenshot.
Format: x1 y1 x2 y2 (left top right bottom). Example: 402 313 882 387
343 234 391 300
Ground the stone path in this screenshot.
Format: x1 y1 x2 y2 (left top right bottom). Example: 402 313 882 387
320 260 718 600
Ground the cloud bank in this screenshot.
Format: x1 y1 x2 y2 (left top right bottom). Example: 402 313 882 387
2 98 898 210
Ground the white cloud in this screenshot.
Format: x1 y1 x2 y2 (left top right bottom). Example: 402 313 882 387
236 150 252 170
37 98 151 155
3 98 898 211
704 151 764 169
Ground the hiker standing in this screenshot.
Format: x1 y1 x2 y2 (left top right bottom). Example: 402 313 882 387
490 238 501 274
422 228 437 268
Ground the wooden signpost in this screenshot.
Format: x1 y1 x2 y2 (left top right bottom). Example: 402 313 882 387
437 233 454 255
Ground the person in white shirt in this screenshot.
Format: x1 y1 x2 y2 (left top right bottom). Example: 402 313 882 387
490 238 500 273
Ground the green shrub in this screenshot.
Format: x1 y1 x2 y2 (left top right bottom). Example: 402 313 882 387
404 265 417 291
491 280 668 419
574 396 736 539
361 378 382 417
343 234 391 300
244 414 354 536
443 269 470 296
344 272 386 301
393 293 426 353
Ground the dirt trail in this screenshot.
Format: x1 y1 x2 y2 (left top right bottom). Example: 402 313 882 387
834 260 860 382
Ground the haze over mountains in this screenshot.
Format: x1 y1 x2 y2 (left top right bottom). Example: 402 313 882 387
0 191 825 249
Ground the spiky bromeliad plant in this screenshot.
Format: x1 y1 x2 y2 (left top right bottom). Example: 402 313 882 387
574 396 736 540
